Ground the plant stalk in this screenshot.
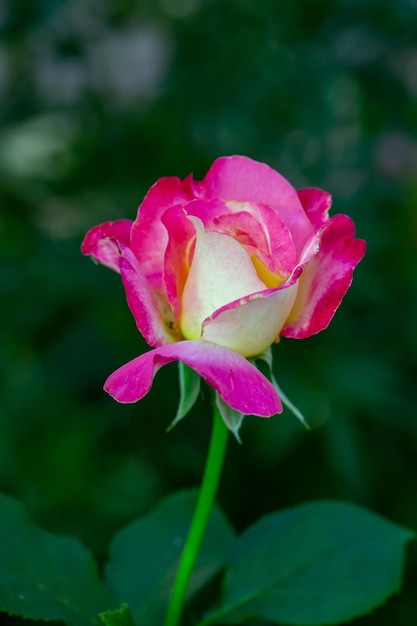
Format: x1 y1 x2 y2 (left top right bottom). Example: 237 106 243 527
164 403 229 626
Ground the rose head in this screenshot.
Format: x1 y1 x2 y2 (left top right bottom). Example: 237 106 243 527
82 156 365 419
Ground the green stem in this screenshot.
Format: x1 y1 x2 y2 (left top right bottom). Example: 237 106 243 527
164 402 229 626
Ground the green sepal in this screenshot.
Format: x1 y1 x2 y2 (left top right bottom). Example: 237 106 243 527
256 348 309 429
215 393 245 443
167 362 201 431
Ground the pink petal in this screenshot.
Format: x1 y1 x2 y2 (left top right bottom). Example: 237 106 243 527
81 219 133 272
170 197 296 282
282 214 366 339
224 202 297 277
213 211 269 253
118 242 175 347
298 188 332 229
200 155 313 254
104 340 282 417
130 176 195 290
202 283 298 357
185 197 231 228
254 202 297 274
180 217 266 342
161 206 196 323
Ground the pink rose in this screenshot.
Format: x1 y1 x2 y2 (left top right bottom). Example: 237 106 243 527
82 156 365 418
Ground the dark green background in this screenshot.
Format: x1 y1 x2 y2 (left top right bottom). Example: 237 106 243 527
1 0 416 624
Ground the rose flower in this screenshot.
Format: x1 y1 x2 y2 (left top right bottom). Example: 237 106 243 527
82 156 365 419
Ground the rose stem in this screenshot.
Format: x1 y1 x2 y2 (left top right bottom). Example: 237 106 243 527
164 402 229 626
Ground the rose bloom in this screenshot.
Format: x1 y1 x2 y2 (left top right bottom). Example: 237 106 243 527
82 156 365 418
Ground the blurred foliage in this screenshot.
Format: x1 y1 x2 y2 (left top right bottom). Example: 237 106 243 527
0 0 417 623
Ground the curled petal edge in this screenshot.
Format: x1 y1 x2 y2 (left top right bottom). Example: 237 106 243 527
81 219 133 273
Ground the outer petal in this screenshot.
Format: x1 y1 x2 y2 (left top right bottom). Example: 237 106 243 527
104 340 282 416
282 214 366 338
81 219 133 272
298 188 332 229
200 155 313 253
130 176 195 289
180 217 266 341
118 242 175 347
202 283 298 357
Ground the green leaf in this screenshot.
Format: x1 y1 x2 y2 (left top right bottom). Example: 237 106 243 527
202 500 413 625
99 604 135 626
105 489 235 625
215 394 244 442
0 493 114 625
168 362 201 430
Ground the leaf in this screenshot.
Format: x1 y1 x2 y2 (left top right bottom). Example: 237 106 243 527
215 393 245 442
0 493 114 625
105 489 235 625
98 604 135 626
202 500 413 625
168 362 201 430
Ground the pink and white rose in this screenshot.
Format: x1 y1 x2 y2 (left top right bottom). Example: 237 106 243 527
82 156 365 418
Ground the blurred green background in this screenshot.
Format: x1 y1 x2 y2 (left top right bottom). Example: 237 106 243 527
1 0 417 624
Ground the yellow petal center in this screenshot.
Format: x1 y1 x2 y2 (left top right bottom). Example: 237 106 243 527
251 255 285 289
